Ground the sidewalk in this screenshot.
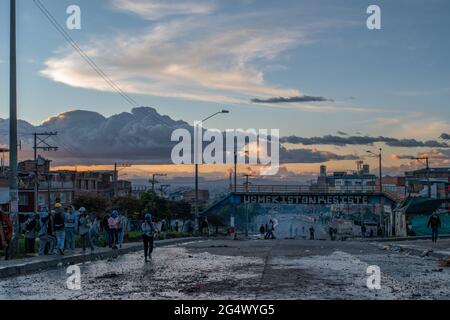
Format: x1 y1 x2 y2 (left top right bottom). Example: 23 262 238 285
0 237 204 279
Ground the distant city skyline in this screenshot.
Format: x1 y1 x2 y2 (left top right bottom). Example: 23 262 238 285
0 0 449 174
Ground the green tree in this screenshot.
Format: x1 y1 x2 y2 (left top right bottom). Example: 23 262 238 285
111 196 143 219
73 194 110 214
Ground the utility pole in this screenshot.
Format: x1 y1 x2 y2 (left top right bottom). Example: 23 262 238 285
243 174 253 237
9 0 18 216
150 173 166 194
113 163 131 197
33 132 58 213
160 184 170 197
234 151 238 192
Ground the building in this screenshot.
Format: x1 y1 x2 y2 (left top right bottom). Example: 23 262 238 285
405 167 450 199
16 158 133 213
18 171 75 213
317 163 377 191
377 176 406 200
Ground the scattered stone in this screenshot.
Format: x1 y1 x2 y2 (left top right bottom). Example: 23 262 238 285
420 249 433 257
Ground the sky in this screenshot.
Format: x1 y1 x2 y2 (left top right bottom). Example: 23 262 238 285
0 0 449 178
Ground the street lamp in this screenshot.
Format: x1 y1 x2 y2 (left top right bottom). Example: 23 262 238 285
366 148 383 193
194 110 230 224
243 173 254 237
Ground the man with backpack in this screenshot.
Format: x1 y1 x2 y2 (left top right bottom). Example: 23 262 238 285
53 203 66 255
427 212 442 243
0 208 13 260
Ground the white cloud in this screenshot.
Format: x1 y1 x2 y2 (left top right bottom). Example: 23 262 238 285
112 0 216 20
41 12 307 106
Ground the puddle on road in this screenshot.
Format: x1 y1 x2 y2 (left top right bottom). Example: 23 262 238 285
0 246 262 300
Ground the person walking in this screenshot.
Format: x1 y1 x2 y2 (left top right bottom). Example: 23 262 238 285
108 211 119 249
427 213 442 243
0 208 13 260
24 214 39 255
142 213 156 262
361 224 367 238
64 206 78 253
265 220 276 239
53 203 66 255
117 211 128 248
88 212 100 252
101 214 110 247
77 207 90 253
46 210 57 255
38 210 51 256
309 226 315 240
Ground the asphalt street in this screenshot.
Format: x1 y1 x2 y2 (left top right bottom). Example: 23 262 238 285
1 239 449 300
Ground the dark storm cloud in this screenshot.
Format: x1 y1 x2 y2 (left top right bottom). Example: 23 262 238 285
440 133 450 140
280 147 358 164
251 95 333 104
280 134 450 148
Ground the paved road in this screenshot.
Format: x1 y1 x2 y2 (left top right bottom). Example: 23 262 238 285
1 239 449 300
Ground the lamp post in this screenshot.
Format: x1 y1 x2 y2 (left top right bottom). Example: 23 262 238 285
194 110 230 225
367 148 384 235
366 148 383 193
243 174 253 237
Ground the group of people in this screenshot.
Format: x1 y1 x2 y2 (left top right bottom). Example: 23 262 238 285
0 202 130 260
39 205 126 256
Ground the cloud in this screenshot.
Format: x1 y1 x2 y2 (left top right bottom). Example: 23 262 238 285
280 147 358 164
1 107 361 166
111 0 216 20
441 133 450 140
251 95 333 104
41 9 309 106
280 134 450 148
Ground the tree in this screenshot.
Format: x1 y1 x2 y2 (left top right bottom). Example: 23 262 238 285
111 196 143 219
139 191 170 220
73 193 109 214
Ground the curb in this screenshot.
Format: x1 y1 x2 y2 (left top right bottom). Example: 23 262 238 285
0 237 205 279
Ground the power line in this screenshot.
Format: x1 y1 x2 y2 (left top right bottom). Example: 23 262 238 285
32 0 140 108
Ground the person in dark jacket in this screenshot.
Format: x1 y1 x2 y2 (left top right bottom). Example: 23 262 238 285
427 213 442 243
309 226 315 240
142 213 156 262
53 203 66 255
24 214 39 255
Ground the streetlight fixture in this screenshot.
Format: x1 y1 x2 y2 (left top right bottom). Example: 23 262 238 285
194 109 230 224
366 148 383 193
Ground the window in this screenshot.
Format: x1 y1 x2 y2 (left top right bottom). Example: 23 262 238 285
19 194 28 206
